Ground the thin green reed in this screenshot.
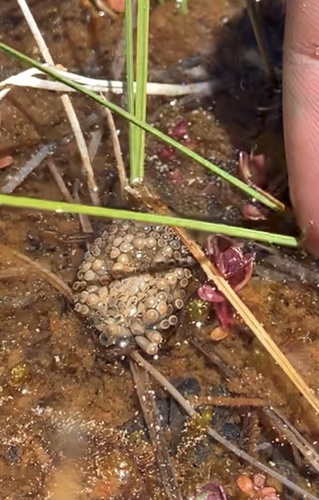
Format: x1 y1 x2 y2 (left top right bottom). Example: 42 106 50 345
132 0 150 184
0 194 298 247
178 0 189 14
0 42 299 248
125 0 136 174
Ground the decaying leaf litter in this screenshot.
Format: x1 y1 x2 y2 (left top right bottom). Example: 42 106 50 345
0 0 319 498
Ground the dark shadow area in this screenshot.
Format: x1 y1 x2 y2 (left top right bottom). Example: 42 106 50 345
204 0 285 149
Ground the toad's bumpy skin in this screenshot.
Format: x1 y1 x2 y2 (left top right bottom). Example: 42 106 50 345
73 220 194 355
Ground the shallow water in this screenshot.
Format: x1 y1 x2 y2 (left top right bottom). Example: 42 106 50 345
0 0 319 498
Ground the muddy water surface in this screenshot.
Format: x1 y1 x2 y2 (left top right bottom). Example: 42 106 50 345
0 1 319 499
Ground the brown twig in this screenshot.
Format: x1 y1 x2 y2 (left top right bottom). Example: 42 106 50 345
46 159 74 203
189 336 235 379
245 411 261 458
246 0 278 87
47 159 93 235
129 358 183 500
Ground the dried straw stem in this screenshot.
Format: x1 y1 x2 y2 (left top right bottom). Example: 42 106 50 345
130 184 319 415
185 236 319 414
46 159 93 234
0 68 212 98
46 159 74 204
103 105 128 200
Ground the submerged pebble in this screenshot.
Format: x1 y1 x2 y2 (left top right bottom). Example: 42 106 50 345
73 220 194 355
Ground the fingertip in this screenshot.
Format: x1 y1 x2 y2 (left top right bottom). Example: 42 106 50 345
283 0 319 257
299 220 319 258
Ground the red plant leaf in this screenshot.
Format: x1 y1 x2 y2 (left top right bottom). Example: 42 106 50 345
0 156 13 169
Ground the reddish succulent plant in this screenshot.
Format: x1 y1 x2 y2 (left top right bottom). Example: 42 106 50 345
169 119 189 140
191 482 228 500
237 473 280 499
198 235 255 329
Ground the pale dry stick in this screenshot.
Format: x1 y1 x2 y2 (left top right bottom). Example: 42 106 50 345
131 351 319 500
128 185 319 415
1 145 54 193
88 128 103 163
0 68 213 97
16 0 100 206
46 158 93 234
73 181 94 235
104 11 129 201
103 105 128 200
60 100 100 206
0 244 73 301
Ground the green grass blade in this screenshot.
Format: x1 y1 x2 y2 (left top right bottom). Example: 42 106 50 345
133 0 150 184
0 42 280 211
177 0 189 14
0 193 298 247
125 0 136 174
